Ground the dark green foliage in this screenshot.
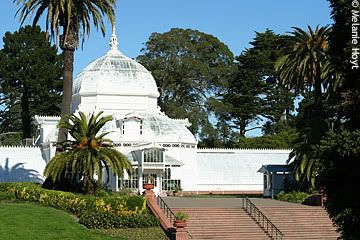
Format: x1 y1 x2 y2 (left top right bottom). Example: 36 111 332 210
317 128 360 239
327 0 360 129
0 192 16 202
312 1 360 238
0 132 22 146
197 118 239 148
0 25 62 139
44 111 132 194
124 195 145 211
276 191 310 204
79 211 160 229
137 28 235 137
216 29 295 137
233 130 297 149
275 1 360 237
275 25 333 186
275 25 331 114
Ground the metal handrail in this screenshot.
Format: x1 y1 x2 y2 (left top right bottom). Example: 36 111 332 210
156 196 194 239
242 198 285 240
157 196 176 224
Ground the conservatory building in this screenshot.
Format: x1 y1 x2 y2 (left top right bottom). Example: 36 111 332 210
0 29 291 196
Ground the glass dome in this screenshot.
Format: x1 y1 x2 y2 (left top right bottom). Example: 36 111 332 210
140 112 196 144
73 42 159 98
102 111 197 144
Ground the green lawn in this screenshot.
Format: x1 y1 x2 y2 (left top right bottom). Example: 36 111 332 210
0 203 167 240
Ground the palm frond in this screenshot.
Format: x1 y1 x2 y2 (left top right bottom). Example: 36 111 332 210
44 111 132 193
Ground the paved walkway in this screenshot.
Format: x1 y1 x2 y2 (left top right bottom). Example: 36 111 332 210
249 198 300 206
163 196 299 208
163 197 243 208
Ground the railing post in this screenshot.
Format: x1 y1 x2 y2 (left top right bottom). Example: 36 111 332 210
241 198 284 239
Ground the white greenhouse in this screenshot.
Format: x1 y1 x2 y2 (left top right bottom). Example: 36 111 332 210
0 29 291 196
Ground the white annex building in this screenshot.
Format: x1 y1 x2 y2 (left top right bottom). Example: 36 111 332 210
0 29 291 196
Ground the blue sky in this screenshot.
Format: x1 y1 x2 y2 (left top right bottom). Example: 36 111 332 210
1 0 331 75
0 1 332 136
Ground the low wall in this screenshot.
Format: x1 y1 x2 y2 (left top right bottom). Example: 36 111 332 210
0 146 46 183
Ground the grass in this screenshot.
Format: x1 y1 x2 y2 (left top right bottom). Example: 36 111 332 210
0 203 167 240
98 228 168 240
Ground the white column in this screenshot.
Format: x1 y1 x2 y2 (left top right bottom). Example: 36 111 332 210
115 174 119 192
138 167 143 194
139 150 144 194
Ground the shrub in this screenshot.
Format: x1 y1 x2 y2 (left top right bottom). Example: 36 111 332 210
124 195 146 211
79 211 123 229
0 192 16 202
276 191 310 203
79 210 160 229
0 182 154 228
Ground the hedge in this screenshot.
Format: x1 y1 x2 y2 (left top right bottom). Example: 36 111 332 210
0 182 159 228
276 190 311 203
79 211 160 229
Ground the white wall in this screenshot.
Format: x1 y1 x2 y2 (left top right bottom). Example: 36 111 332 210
195 148 292 192
0 146 46 183
167 147 198 192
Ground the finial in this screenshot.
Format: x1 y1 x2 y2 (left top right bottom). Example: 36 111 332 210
109 23 119 51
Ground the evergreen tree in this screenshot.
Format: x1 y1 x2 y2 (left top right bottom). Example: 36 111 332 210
0 26 62 139
137 28 235 137
314 1 360 237
215 30 295 137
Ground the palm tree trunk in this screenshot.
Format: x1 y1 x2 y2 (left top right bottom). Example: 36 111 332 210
57 29 77 150
57 49 74 145
314 66 323 117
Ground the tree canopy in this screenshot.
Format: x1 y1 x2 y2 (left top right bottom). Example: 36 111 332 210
314 1 360 237
212 29 295 138
137 28 235 137
0 25 62 139
276 26 331 113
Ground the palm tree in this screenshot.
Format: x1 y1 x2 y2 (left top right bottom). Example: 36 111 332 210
275 26 332 186
14 0 117 143
275 25 330 112
44 111 132 194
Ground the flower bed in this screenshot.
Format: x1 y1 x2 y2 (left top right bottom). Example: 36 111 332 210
0 182 159 229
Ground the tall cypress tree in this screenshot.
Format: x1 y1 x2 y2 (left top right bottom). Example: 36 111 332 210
0 26 62 140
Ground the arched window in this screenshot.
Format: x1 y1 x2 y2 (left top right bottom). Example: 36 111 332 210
121 115 143 136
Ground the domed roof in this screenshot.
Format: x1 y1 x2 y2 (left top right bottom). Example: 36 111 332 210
73 32 159 98
140 112 196 144
102 112 197 144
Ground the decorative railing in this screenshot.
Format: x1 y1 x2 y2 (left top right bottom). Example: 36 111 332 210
157 195 176 225
242 198 285 240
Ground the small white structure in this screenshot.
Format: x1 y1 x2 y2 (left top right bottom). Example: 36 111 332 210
0 28 291 195
258 164 293 198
